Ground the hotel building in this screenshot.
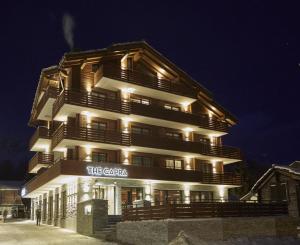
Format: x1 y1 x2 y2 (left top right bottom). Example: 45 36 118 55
24 41 242 231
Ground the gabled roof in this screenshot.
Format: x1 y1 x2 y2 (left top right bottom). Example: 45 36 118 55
30 41 238 125
61 41 237 124
241 162 300 200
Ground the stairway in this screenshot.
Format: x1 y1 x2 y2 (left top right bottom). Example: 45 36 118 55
94 215 122 241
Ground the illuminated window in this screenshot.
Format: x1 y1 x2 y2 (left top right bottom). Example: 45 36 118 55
166 159 182 169
166 132 181 140
91 91 106 99
164 104 180 111
131 97 150 105
92 152 107 163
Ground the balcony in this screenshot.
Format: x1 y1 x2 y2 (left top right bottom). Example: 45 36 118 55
53 89 130 121
52 125 130 150
29 127 52 151
28 152 54 173
25 160 241 197
52 90 227 135
34 86 58 121
131 133 241 161
95 64 197 104
130 102 228 133
52 125 241 162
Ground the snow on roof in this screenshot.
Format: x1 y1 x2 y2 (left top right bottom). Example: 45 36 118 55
241 163 300 200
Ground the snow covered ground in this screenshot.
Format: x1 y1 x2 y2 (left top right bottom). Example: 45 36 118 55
0 220 117 245
169 230 300 245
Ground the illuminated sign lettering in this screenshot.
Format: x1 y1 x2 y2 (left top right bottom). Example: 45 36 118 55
86 166 128 177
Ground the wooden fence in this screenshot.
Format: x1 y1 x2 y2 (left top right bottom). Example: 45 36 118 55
122 201 288 221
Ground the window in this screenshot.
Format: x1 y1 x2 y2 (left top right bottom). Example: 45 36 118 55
174 160 182 169
92 152 107 163
198 137 210 144
132 156 143 166
195 161 213 173
131 97 150 105
164 104 180 111
166 159 182 169
132 156 153 167
131 126 150 135
166 132 181 140
190 191 213 202
91 121 107 130
91 91 106 99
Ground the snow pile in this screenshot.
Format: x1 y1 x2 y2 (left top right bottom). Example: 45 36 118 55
169 231 192 245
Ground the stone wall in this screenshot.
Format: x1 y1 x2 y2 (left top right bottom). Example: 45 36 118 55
116 217 299 245
77 199 108 236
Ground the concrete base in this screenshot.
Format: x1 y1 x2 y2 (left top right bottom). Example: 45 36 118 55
116 216 300 245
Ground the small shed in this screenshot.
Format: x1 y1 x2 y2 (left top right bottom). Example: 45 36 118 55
241 161 300 217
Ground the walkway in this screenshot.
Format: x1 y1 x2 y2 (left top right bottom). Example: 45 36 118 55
0 220 117 245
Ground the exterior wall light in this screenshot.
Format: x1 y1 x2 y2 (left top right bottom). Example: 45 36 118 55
183 127 193 141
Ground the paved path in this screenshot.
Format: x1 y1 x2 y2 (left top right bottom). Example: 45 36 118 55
0 220 117 245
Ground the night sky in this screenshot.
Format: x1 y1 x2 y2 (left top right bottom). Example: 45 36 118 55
0 1 299 179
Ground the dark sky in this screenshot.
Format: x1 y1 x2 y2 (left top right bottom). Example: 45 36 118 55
0 1 299 178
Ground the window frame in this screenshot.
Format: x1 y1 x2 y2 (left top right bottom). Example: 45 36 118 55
92 152 107 163
164 104 180 111
132 155 153 167
91 121 107 130
131 126 150 135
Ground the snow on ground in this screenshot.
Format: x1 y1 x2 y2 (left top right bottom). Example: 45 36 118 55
169 230 300 245
0 220 117 245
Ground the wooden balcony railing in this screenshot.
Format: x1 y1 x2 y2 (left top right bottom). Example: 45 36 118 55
122 201 288 221
52 125 130 149
97 64 197 98
28 152 54 173
53 90 130 118
34 86 58 119
201 172 241 185
52 89 228 133
51 125 240 159
131 102 228 132
29 127 52 150
131 133 242 160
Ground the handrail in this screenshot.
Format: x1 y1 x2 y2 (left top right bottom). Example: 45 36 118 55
131 133 241 160
29 127 52 149
53 89 130 118
122 201 288 221
52 125 130 149
100 64 197 98
52 89 228 133
28 152 54 172
130 102 228 132
34 86 58 119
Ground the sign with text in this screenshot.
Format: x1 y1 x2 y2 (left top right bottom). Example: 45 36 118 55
86 166 128 178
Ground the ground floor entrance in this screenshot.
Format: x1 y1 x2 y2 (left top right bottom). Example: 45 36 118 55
28 176 228 231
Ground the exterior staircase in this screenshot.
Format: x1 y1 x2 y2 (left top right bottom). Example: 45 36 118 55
94 215 122 241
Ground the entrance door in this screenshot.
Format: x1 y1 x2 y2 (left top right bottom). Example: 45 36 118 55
121 187 143 206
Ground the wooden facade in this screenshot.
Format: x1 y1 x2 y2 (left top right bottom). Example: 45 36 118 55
25 42 245 228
